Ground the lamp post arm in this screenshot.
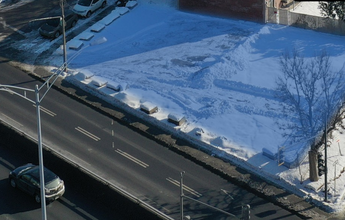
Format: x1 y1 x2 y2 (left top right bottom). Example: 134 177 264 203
30 16 62 23
37 66 65 102
60 0 67 71
0 85 35 104
0 61 64 104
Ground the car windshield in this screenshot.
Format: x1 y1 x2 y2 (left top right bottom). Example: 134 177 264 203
46 18 60 27
46 177 61 188
78 0 92 6
43 168 58 184
26 167 59 186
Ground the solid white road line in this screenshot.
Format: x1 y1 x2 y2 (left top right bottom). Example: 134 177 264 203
75 126 101 141
115 149 149 168
166 177 202 197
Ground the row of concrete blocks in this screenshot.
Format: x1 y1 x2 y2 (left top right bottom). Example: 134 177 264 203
139 103 187 126
69 1 138 50
73 71 187 126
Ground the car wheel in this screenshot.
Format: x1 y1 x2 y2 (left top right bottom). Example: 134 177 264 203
34 194 41 203
54 31 60 39
86 11 91 18
101 1 106 8
10 178 16 188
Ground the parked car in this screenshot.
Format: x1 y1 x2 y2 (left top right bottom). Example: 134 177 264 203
9 163 65 203
73 0 107 18
116 0 128 7
39 12 78 39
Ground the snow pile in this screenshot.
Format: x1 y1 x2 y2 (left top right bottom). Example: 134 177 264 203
293 1 323 17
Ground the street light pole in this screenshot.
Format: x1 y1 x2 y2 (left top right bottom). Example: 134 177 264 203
180 171 185 220
0 84 48 220
35 85 47 219
60 0 67 71
324 117 328 202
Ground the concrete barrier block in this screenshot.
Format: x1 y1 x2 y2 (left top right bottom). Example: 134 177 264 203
90 23 105 32
168 113 186 126
69 40 84 50
140 102 158 114
91 76 108 87
126 1 138 9
79 32 94 41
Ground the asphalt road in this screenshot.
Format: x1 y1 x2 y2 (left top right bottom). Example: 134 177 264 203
0 0 325 219
0 122 162 220
0 57 305 220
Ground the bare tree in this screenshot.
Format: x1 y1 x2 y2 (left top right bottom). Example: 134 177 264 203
276 49 345 143
319 1 345 22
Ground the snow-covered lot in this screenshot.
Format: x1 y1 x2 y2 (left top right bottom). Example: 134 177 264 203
5 0 345 214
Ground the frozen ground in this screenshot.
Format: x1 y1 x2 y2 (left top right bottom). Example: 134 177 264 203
4 0 345 214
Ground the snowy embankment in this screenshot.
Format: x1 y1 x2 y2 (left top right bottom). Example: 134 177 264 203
42 0 345 213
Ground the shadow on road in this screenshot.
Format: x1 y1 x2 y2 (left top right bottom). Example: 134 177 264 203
0 121 162 220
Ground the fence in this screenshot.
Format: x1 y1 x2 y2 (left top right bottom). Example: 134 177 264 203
266 7 345 36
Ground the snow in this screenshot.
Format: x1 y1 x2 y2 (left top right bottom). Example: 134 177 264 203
4 0 345 213
293 1 323 17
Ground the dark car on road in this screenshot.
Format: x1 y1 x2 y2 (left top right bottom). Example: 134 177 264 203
39 12 78 39
9 163 65 203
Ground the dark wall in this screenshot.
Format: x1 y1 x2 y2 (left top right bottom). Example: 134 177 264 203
179 0 265 23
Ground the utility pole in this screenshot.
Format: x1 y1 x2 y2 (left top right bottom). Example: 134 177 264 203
35 85 47 219
324 120 328 202
60 0 67 71
180 171 185 220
